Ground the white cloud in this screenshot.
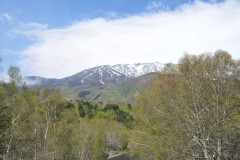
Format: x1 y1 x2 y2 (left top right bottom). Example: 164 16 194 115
18 0 240 78
11 22 48 39
146 1 169 11
0 13 13 21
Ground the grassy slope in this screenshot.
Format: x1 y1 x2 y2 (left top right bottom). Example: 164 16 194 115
59 73 157 104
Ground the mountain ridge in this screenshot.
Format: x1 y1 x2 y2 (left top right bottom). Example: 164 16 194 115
24 62 163 103
25 62 163 87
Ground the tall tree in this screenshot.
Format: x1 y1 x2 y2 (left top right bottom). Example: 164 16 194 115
7 66 22 86
1 66 24 159
134 50 240 159
93 130 108 160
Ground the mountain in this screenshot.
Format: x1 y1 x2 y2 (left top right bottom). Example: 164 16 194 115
25 62 163 87
112 62 163 78
61 65 127 87
24 62 163 103
81 72 158 103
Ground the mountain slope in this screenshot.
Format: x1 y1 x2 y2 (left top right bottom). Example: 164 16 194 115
24 62 162 103
61 65 127 87
59 73 158 103
25 62 163 87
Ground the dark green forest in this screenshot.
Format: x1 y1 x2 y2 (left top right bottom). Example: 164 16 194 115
0 50 240 159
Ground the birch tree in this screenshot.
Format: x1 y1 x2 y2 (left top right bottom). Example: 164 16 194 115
134 50 240 159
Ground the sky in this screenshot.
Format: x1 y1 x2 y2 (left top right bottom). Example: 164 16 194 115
0 0 239 78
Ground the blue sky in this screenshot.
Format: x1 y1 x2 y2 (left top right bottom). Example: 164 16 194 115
1 0 239 78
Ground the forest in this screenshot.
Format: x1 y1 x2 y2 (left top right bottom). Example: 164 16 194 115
0 50 240 160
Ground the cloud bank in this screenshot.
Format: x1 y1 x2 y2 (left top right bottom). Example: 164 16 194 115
18 0 240 78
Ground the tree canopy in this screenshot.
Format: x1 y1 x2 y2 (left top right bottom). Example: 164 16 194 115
133 50 240 159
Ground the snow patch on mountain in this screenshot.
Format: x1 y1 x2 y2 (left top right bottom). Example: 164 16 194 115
24 62 164 87
111 62 163 78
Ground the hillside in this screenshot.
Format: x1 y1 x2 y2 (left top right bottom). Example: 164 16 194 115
24 63 162 103
60 73 157 103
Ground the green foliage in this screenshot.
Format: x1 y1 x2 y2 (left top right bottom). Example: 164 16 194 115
102 104 133 123
0 62 133 160
8 65 22 85
103 104 120 111
76 101 133 124
0 84 132 159
95 110 105 118
66 101 75 109
133 50 240 159
54 109 79 159
78 103 85 118
119 131 129 151
0 83 12 155
93 130 108 160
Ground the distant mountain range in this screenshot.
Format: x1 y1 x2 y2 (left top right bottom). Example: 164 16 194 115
24 62 163 103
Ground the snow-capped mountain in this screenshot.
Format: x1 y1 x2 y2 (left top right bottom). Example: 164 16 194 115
24 62 163 102
25 62 163 88
112 62 163 78
62 65 127 86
